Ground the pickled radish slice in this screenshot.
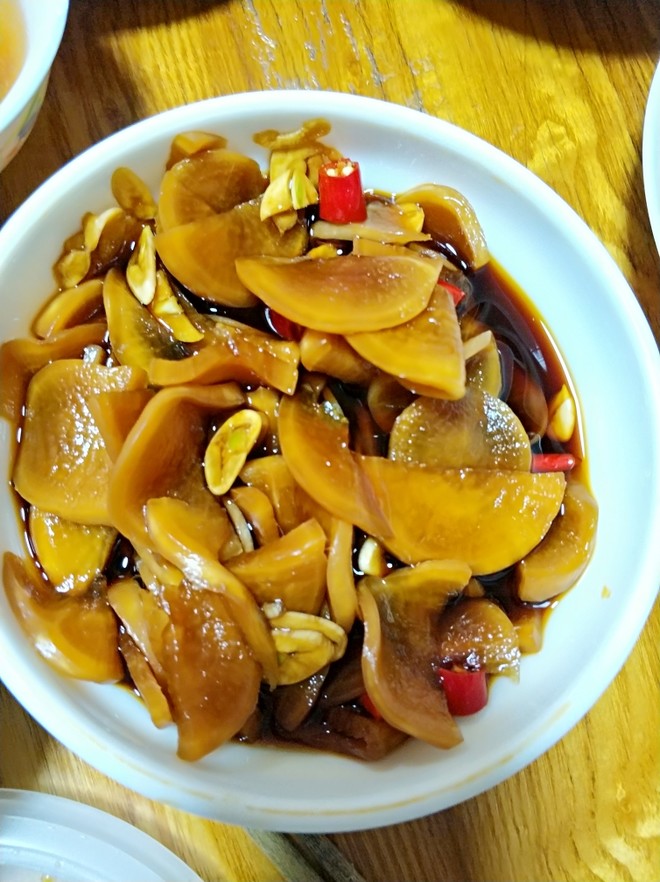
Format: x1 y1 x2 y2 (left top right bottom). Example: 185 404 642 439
3 552 122 682
516 481 598 602
161 582 261 761
158 148 266 232
235 253 438 333
13 360 147 525
436 598 521 677
108 383 244 548
359 560 471 749
346 283 465 399
155 200 308 307
358 456 565 574
278 388 392 539
396 183 489 270
388 387 532 471
29 508 116 596
226 519 328 614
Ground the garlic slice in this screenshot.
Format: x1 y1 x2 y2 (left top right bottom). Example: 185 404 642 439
204 410 264 497
126 226 157 305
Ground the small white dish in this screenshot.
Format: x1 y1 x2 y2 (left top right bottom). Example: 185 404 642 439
0 788 202 881
0 91 658 833
0 0 69 172
643 60 660 253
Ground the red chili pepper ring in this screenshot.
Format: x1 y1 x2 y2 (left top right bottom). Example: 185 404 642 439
318 158 368 224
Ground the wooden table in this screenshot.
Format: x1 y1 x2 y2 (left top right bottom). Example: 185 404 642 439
1 1 659 880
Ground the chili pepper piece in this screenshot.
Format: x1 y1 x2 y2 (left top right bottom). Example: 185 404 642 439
437 279 466 307
265 307 302 341
437 666 488 716
318 158 367 224
359 691 383 720
531 452 576 473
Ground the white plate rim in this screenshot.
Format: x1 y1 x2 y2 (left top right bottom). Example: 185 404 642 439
0 787 202 881
643 58 660 253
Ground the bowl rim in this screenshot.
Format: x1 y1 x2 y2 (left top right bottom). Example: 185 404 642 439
642 58 660 254
0 0 69 133
0 89 659 832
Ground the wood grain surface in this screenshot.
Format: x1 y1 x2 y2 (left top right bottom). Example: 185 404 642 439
1 2 659 881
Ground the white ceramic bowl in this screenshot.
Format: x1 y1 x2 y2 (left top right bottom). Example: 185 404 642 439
0 91 659 833
0 0 69 172
643 60 660 254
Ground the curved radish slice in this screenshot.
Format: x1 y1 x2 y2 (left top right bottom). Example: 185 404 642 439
358 456 565 574
13 360 146 525
346 283 465 399
359 560 471 749
436 598 520 677
161 582 262 761
235 253 438 333
1 322 107 423
108 383 244 548
155 200 308 307
516 481 598 602
3 552 122 683
143 495 278 686
278 387 391 539
389 387 532 471
225 518 328 614
157 148 266 232
396 183 489 270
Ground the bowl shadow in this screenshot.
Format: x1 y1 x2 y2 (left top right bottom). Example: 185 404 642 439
447 0 660 54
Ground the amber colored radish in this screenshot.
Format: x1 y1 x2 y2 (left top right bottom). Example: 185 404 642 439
235 253 438 334
13 360 146 525
157 148 266 232
161 582 262 761
3 552 122 683
346 283 465 399
358 560 471 748
516 481 598 602
155 200 308 307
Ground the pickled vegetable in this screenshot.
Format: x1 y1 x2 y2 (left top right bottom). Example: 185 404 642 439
235 253 439 333
0 119 597 765
158 148 266 231
359 561 471 749
155 200 308 307
13 360 147 524
516 481 598 602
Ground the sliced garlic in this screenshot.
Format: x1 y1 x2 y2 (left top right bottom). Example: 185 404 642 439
54 248 91 289
253 118 332 151
463 329 493 361
357 537 388 577
395 201 426 233
306 243 342 259
289 159 318 210
266 610 347 655
82 344 106 365
126 226 157 305
166 131 227 168
547 384 576 442
82 207 123 252
111 166 157 220
277 643 337 685
151 270 204 343
272 209 299 233
205 410 264 497
272 628 326 654
222 496 255 554
265 608 348 686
